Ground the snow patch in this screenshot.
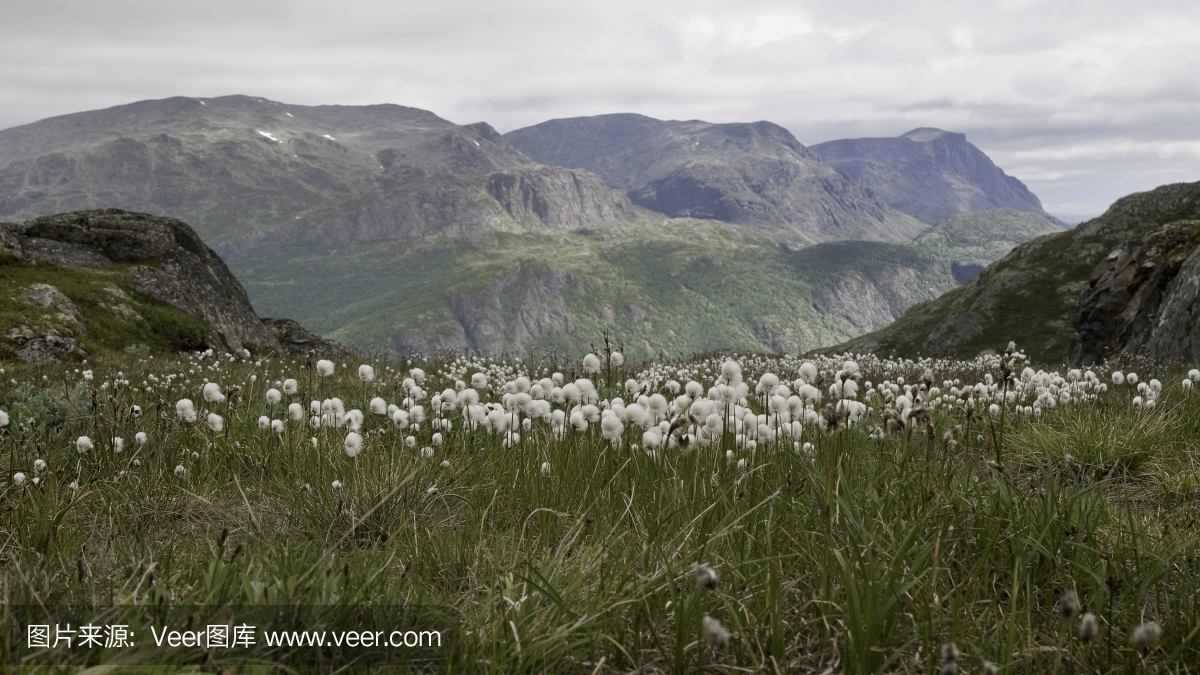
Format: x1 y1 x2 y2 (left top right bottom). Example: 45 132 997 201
323 134 336 140
257 131 282 143
285 112 293 117
473 139 480 147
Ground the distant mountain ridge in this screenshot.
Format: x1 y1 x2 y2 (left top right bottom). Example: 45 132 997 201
810 128 1049 225
0 96 1067 358
504 114 925 245
0 95 637 259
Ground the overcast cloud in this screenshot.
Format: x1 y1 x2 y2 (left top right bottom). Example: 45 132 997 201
3 0 1198 216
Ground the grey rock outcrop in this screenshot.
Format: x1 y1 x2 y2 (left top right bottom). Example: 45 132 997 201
1069 221 1200 365
22 283 89 335
486 166 637 229
262 318 345 356
811 128 1048 224
16 333 88 362
4 209 281 354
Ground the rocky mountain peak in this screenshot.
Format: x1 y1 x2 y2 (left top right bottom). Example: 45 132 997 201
505 114 923 244
899 127 961 143
811 128 1046 225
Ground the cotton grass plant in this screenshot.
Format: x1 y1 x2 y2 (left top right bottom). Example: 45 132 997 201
0 344 1197 672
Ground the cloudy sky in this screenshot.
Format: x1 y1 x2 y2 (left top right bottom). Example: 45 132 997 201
4 0 1198 218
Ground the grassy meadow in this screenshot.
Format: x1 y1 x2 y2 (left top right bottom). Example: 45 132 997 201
0 344 1198 672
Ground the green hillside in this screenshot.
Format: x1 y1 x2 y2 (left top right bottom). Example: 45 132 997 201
231 210 1063 358
826 182 1200 364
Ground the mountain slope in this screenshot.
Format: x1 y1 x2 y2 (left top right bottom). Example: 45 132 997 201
228 209 1059 358
0 96 637 258
810 128 1048 224
504 114 924 245
826 182 1200 364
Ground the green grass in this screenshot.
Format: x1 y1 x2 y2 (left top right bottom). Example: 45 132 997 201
0 347 1197 672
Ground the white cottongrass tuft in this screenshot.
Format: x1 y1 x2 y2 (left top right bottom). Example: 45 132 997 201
332 480 342 489
136 431 147 445
702 615 730 649
174 464 186 477
1112 371 1125 385
344 432 363 457
266 388 282 404
1080 613 1099 642
610 351 624 366
113 437 124 453
76 436 94 453
1132 621 1162 650
289 402 304 421
283 378 298 394
582 353 601 373
316 360 335 376
693 564 719 589
13 472 26 486
207 413 224 432
358 364 375 382
541 461 551 476
176 399 196 422
0 410 8 427
258 416 270 430
370 397 388 414
203 382 225 403
34 459 47 472
271 419 284 433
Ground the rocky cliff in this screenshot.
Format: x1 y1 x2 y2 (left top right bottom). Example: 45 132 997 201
1069 221 1200 365
0 209 283 360
504 114 924 245
811 128 1048 225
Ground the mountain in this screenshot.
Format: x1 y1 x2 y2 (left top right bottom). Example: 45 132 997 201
228 209 1060 358
504 114 925 245
0 95 638 259
0 98 1063 358
0 209 282 361
825 182 1200 364
810 128 1049 225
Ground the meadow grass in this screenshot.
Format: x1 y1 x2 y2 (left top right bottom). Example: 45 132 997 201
0 348 1197 673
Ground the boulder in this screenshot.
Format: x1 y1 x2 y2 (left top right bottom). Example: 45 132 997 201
262 318 345 356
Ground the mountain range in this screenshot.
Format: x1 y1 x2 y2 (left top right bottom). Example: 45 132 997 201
0 95 1064 357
